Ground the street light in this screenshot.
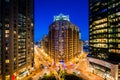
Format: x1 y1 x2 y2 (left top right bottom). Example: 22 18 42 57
77 71 80 75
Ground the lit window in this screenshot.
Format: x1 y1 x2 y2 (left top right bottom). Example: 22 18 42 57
118 28 120 32
31 23 33 26
14 58 16 61
19 46 21 48
5 34 9 37
6 47 8 50
14 31 16 34
116 12 120 16
118 44 120 48
18 35 20 38
5 75 10 80
5 59 9 63
94 18 107 24
5 30 9 33
116 39 120 42
118 34 120 37
5 24 9 27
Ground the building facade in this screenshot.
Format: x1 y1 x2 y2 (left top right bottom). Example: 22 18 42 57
48 14 82 63
0 0 34 80
89 0 120 80
40 35 48 54
83 40 89 52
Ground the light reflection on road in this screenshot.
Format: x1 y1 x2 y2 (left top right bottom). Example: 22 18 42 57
30 46 105 80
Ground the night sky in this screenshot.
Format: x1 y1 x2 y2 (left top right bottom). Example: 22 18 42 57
35 0 88 42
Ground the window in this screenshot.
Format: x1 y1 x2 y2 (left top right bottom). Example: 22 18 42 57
5 24 9 27
14 31 16 34
5 59 9 63
94 18 107 24
116 12 120 16
5 34 9 37
118 44 120 48
5 75 10 80
5 30 9 33
6 47 8 50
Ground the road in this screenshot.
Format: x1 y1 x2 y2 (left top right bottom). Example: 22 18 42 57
25 46 105 80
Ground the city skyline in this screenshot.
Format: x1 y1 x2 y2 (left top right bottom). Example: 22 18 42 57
35 0 88 42
0 0 119 80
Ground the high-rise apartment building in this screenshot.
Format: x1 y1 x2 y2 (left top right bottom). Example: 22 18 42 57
0 0 34 80
89 0 120 80
48 14 82 63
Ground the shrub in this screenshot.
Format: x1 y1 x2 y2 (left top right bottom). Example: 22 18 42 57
64 74 83 80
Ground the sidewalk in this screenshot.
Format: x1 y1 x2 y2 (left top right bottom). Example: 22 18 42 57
77 69 104 80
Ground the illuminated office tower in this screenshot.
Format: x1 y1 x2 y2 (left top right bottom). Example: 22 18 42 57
89 0 120 80
0 0 34 80
48 14 81 63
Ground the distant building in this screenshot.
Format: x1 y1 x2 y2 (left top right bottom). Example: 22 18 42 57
79 40 83 54
48 14 82 63
0 0 34 80
40 35 48 54
35 41 40 47
89 0 120 80
83 40 89 52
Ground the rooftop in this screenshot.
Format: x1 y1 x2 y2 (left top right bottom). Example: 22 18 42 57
54 13 70 21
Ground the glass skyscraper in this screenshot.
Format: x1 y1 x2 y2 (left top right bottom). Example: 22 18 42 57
89 0 120 80
89 0 120 62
